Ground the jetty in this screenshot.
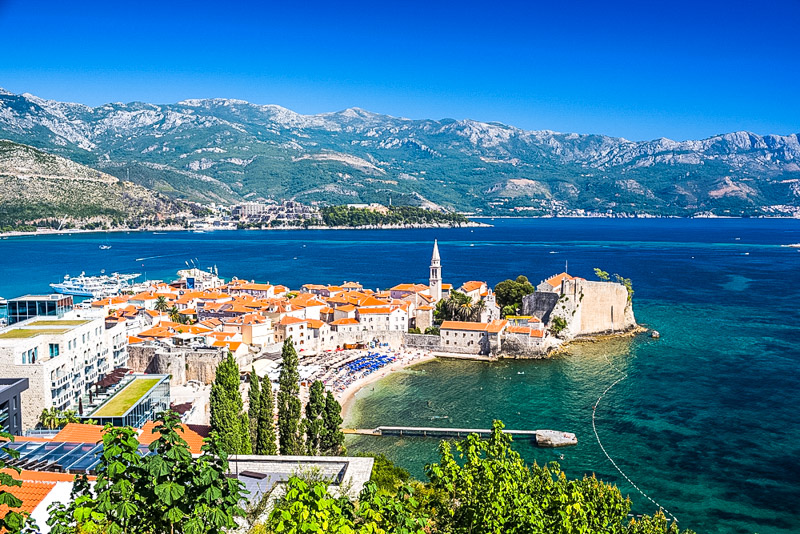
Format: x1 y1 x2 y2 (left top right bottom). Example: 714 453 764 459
342 426 577 447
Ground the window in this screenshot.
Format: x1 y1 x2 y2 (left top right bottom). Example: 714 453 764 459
49 343 60 358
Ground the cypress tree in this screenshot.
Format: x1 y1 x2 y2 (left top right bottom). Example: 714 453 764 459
304 380 326 455
320 390 345 456
210 351 250 454
257 379 277 454
277 338 303 455
247 367 261 450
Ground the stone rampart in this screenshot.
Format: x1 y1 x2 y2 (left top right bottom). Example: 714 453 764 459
403 334 441 350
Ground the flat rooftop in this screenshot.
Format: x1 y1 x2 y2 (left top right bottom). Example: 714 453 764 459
0 328 71 339
8 294 72 302
0 317 90 340
91 377 164 417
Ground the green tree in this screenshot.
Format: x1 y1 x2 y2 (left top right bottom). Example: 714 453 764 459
304 380 326 455
550 316 568 335
493 275 535 315
594 268 610 281
257 380 277 455
277 339 303 455
154 295 169 312
0 431 38 534
47 412 247 534
210 351 251 454
423 326 440 336
614 273 634 303
264 477 428 534
38 408 82 430
38 407 62 430
320 391 345 456
168 305 182 323
434 291 485 324
408 327 422 334
247 368 261 450
424 420 691 534
362 453 412 494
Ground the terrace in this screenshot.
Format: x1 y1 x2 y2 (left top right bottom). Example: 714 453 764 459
92 378 161 417
81 374 170 428
0 328 70 339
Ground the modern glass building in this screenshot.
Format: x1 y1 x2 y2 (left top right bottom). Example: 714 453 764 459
81 375 170 428
0 378 28 434
7 295 74 325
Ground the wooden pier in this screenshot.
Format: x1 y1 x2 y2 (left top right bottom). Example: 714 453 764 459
342 426 577 447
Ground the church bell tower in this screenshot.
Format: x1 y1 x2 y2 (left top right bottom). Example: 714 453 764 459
429 239 442 301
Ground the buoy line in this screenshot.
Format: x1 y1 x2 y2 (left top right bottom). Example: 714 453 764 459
592 359 679 523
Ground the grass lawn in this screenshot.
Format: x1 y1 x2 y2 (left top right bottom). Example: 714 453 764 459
0 328 70 339
93 378 161 417
29 320 88 326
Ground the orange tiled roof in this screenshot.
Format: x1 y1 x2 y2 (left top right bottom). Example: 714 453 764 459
330 318 359 326
460 281 485 292
53 423 105 444
336 304 356 312
278 316 307 325
357 306 400 315
417 305 434 311
440 321 489 332
211 340 243 351
0 480 56 517
138 421 206 454
544 272 574 287
440 320 508 333
0 469 92 482
305 319 326 329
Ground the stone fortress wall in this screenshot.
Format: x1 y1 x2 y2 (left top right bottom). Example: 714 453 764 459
523 279 635 340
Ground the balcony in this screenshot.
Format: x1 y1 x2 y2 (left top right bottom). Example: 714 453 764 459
51 374 71 388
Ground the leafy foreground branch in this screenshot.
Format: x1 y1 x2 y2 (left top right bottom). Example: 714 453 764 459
259 421 695 534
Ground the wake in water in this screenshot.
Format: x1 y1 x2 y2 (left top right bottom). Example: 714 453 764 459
592 353 679 523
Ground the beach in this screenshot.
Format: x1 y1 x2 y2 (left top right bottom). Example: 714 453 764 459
333 349 437 423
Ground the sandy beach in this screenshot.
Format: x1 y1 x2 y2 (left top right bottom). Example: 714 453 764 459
335 350 436 424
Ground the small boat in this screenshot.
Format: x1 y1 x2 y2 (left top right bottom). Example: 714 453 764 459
650 330 661 339
99 244 112 250
517 371 525 375
0 297 7 306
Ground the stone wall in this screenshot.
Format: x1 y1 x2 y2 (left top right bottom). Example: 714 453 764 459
127 344 229 385
403 334 441 350
521 292 560 324
548 280 635 338
500 333 547 357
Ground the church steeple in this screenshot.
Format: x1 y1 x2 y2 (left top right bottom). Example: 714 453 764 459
430 240 442 301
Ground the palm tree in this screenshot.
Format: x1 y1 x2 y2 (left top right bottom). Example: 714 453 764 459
39 408 61 430
154 296 169 312
168 305 182 323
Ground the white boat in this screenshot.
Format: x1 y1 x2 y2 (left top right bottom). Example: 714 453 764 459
50 272 141 298
0 297 7 306
99 245 112 250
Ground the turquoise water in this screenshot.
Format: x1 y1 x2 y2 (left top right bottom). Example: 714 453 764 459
1 219 799 533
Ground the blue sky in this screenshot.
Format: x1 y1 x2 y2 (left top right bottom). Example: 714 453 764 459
1 0 798 140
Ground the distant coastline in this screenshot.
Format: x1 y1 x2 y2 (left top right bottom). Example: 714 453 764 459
0 221 490 238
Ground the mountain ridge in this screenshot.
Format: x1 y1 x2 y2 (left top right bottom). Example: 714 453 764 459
1 88 798 216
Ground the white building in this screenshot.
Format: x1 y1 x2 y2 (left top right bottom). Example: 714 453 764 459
356 306 408 332
0 314 128 430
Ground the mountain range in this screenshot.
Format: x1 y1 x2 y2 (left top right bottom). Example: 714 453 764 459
1 87 799 217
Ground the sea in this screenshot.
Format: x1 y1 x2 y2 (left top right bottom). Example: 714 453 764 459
1 218 798 534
